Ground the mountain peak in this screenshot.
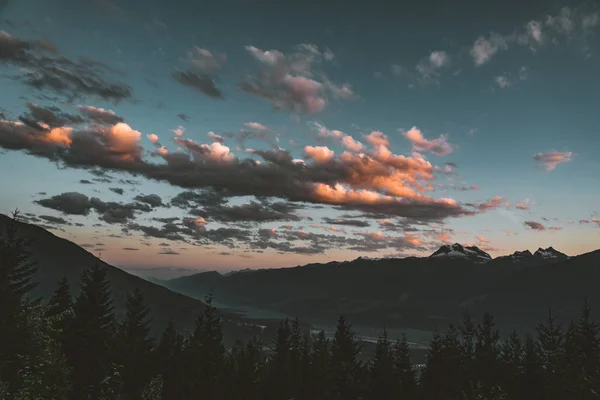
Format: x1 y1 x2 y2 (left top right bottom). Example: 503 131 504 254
429 243 492 262
533 247 568 260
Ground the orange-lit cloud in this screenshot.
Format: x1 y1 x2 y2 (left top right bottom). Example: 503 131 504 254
402 127 454 156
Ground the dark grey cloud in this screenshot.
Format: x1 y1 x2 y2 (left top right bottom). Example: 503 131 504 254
322 217 370 227
19 102 84 130
159 249 180 255
123 247 139 251
79 179 94 184
0 31 131 102
190 200 304 224
177 113 190 122
524 220 545 231
35 192 152 224
173 70 223 99
109 187 124 195
134 193 164 207
38 215 71 225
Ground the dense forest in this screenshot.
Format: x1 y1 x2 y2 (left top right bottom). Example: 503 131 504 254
2 213 600 400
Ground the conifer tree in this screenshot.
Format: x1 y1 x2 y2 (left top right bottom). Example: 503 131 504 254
266 318 293 400
474 312 501 397
535 308 564 399
308 330 331 400
48 277 73 317
155 320 185 400
329 316 364 400
116 288 154 400
393 335 417 399
66 265 116 400
184 292 225 399
368 327 396 400
571 299 600 399
500 330 523 398
0 210 38 393
520 333 543 400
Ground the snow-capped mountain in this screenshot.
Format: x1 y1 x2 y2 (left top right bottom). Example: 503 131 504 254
429 243 492 263
533 247 569 260
496 250 534 263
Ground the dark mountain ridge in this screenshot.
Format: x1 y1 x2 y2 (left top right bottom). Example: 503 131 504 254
161 243 599 334
0 214 262 342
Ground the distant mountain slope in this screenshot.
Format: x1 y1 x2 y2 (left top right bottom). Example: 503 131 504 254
160 244 599 334
0 214 261 342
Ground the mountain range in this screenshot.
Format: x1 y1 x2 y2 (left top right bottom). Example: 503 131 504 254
161 242 599 335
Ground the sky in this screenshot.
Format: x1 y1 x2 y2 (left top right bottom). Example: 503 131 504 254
0 0 599 272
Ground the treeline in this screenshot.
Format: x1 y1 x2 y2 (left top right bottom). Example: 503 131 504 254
2 218 600 399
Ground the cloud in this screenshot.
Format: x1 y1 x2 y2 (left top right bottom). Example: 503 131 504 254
35 192 152 224
123 247 139 251
308 122 363 152
534 151 573 171
416 50 451 82
172 70 223 99
76 105 124 125
159 249 180 255
322 217 370 227
304 145 335 163
2 109 491 223
147 134 160 145
0 31 131 101
515 199 533 210
472 196 506 211
244 122 267 131
470 33 509 66
19 102 83 129
177 113 190 122
109 187 124 195
207 131 224 143
494 76 511 88
402 127 454 156
38 215 71 225
524 220 545 230
171 126 185 136
134 194 164 207
239 43 354 114
172 47 224 99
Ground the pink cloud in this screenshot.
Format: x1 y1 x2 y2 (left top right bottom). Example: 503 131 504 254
244 122 267 131
146 134 159 144
515 199 533 210
534 151 573 171
304 145 335 163
476 196 506 211
403 127 454 156
365 131 389 147
524 220 545 231
171 125 185 136
282 75 327 114
207 131 224 143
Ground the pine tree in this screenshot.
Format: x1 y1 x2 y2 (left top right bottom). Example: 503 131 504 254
289 317 305 398
308 330 331 400
500 330 523 398
266 318 293 400
329 316 364 400
420 330 446 400
474 312 501 397
535 308 564 400
155 320 185 400
393 335 417 399
184 292 225 399
116 288 154 400
571 299 600 399
47 277 73 317
65 265 116 400
368 327 396 400
229 337 266 400
520 334 543 400
459 311 477 388
0 210 38 393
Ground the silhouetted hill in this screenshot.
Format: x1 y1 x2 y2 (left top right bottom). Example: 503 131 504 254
161 244 600 334
0 214 262 343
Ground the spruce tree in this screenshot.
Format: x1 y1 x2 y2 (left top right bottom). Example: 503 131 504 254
266 318 293 400
329 316 364 400
368 327 396 400
184 292 225 399
308 330 331 400
474 312 501 397
155 320 185 400
0 210 38 393
535 308 564 400
66 265 116 400
500 330 523 398
116 288 154 400
393 335 417 399
572 299 600 399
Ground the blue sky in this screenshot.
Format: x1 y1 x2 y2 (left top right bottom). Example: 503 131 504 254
0 0 599 272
